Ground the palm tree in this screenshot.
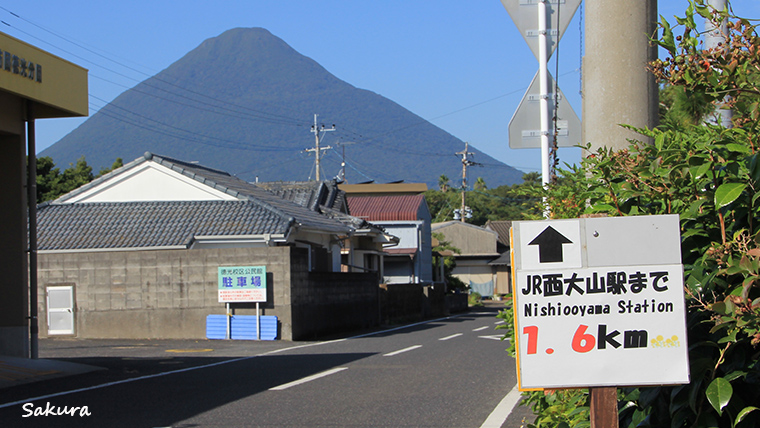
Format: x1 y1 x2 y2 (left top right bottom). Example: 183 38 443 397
438 174 450 192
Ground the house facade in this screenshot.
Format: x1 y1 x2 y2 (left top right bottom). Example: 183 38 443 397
37 153 394 340
484 220 513 295
431 221 509 297
346 193 433 285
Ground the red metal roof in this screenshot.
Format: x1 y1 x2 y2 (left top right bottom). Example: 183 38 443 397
347 194 425 221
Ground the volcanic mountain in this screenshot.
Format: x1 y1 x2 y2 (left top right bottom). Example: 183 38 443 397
41 27 524 187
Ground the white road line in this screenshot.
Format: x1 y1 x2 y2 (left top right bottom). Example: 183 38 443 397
1 312 477 408
480 384 523 428
473 326 489 332
439 333 463 341
0 356 255 410
269 367 348 391
478 335 505 341
495 320 506 325
383 345 422 357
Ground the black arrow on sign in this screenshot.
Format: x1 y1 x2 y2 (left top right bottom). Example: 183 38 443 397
528 226 573 263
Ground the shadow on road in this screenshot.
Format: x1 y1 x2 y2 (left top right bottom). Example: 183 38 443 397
0 352 375 427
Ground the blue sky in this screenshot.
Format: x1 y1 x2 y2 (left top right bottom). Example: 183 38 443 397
2 1 759 176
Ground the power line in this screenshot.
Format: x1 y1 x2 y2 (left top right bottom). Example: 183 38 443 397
1 6 577 175
90 96 295 151
89 98 301 152
322 148 374 183
87 75 302 128
0 10 308 127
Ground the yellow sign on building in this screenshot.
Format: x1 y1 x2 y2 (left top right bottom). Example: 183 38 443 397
0 31 87 118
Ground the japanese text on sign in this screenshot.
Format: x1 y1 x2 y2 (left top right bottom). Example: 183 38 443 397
511 216 690 390
218 266 267 303
513 264 689 389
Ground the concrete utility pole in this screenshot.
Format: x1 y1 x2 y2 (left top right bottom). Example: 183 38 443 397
582 0 659 152
456 142 475 222
705 0 728 48
705 0 733 128
307 114 335 181
582 4 657 424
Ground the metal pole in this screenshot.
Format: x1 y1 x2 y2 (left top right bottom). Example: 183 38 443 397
538 0 552 218
256 302 261 340
26 102 39 359
538 0 550 189
226 303 231 340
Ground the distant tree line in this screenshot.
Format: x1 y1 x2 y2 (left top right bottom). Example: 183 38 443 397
425 172 543 224
31 156 123 203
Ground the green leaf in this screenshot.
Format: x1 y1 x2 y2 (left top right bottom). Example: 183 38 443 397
735 406 759 425
715 183 747 208
709 322 731 334
724 371 747 382
705 377 733 416
726 143 750 154
739 256 755 273
655 131 666 151
691 162 712 179
683 2 697 29
717 329 737 343
659 15 676 55
591 204 617 213
712 301 727 314
682 228 708 239
695 3 712 19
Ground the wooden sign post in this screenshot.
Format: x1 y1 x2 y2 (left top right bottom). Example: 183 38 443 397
590 387 618 428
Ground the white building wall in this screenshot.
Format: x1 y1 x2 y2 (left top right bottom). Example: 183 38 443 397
375 220 433 284
61 163 238 203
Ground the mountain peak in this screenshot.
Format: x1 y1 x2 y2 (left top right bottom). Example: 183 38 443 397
41 28 523 188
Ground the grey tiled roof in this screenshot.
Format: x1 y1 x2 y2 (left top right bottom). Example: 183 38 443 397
256 180 347 212
37 200 294 251
53 152 351 236
145 154 350 234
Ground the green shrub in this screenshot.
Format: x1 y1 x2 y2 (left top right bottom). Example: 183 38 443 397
468 291 483 307
500 3 760 426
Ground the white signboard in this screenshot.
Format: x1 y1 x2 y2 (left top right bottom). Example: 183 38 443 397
511 215 690 390
218 266 267 303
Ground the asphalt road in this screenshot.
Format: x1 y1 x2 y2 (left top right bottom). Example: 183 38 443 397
0 306 534 427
